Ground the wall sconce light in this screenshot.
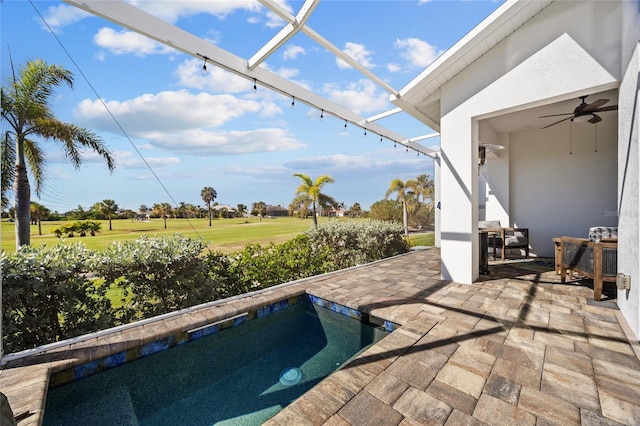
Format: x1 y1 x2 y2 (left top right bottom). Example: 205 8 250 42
478 145 486 166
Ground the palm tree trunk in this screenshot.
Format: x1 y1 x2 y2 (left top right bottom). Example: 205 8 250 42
402 201 408 236
14 157 31 248
208 204 212 226
312 201 318 227
108 216 112 231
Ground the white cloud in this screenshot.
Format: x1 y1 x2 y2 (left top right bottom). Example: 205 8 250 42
147 128 304 155
282 45 305 60
395 37 441 68
114 151 181 169
130 1 262 23
322 80 389 114
337 42 374 69
283 152 428 177
94 27 174 56
387 63 401 73
41 4 92 32
263 0 294 28
75 90 265 133
217 164 289 177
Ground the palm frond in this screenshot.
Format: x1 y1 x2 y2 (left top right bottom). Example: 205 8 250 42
23 138 45 196
1 131 17 208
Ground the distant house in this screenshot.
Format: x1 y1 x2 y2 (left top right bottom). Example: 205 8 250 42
328 208 349 218
266 205 288 217
211 205 237 218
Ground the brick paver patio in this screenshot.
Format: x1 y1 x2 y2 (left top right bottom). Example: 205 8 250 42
2 248 639 425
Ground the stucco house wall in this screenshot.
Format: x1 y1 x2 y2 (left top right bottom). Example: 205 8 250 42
617 1 640 337
438 0 622 285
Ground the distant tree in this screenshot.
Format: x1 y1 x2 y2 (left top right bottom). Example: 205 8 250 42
293 173 336 228
201 186 217 227
96 199 118 231
385 178 416 235
369 199 403 223
66 205 90 221
349 202 362 218
30 202 49 236
237 204 247 215
120 209 137 222
139 204 149 214
1 59 115 248
153 202 173 229
251 201 267 218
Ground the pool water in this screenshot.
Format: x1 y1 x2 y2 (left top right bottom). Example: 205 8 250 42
43 301 388 425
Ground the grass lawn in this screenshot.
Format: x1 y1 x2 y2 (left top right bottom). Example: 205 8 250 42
2 217 435 253
1 217 321 253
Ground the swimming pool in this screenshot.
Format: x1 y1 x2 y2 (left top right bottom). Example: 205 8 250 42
43 297 389 425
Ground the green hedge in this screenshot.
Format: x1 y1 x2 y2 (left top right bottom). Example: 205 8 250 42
2 220 409 353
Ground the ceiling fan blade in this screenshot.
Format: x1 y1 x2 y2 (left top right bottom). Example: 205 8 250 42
539 112 574 118
582 98 610 112
542 116 573 129
593 105 618 112
589 114 602 124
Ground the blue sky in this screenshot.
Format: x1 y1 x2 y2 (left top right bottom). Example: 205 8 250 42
1 0 503 213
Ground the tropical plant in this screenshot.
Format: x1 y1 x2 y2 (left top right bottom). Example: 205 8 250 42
413 174 434 205
385 179 415 235
30 201 49 236
153 202 173 229
201 186 217 226
96 199 118 231
1 59 115 248
292 173 336 228
407 173 435 226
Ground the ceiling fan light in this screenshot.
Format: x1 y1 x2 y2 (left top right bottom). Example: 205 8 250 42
572 114 593 123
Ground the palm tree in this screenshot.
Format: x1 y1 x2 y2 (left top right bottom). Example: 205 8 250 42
97 199 118 231
201 186 217 226
408 174 435 225
30 201 49 236
1 59 115 248
293 173 335 228
153 202 173 229
413 174 434 205
385 178 415 236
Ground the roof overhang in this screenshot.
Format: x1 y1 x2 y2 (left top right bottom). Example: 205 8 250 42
392 0 554 131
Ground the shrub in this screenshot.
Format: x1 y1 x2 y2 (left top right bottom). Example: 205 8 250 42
92 234 216 323
306 220 410 270
1 243 112 353
51 220 101 238
205 234 332 298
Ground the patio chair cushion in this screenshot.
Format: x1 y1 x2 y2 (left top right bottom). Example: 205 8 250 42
504 235 528 247
588 226 617 242
479 220 501 229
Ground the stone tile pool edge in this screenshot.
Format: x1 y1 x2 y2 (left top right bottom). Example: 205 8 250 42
0 256 412 426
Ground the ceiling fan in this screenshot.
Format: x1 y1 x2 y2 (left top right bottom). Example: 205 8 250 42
540 95 618 129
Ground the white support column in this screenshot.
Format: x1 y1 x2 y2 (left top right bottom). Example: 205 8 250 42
434 154 441 247
439 114 479 284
